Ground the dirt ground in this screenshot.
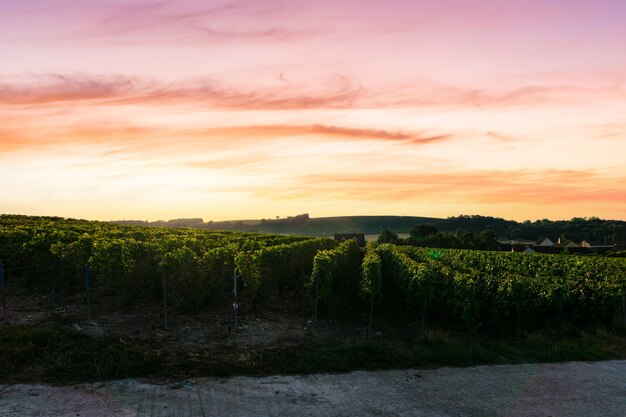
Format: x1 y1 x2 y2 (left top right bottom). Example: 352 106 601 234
2 360 626 417
5 285 378 352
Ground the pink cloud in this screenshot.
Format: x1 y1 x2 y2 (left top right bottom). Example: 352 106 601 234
20 1 329 45
4 73 624 111
0 73 366 109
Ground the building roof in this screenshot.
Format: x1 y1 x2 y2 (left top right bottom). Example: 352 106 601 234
333 233 366 247
557 239 580 248
535 237 555 247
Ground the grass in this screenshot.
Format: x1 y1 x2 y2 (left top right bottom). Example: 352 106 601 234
1 324 625 384
0 325 166 382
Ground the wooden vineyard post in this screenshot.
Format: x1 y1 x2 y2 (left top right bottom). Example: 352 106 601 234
368 288 374 336
162 271 168 330
83 263 91 322
0 259 7 322
556 288 563 336
232 269 239 332
420 295 428 338
313 276 320 324
516 302 521 339
622 291 626 326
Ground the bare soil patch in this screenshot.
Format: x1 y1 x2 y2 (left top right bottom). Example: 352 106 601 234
4 284 374 353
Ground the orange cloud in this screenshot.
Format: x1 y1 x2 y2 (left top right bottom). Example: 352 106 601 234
391 82 626 109
187 124 451 145
0 112 452 155
0 119 158 154
486 131 518 143
242 169 626 207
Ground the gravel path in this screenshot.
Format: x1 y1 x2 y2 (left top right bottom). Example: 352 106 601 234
2 361 625 417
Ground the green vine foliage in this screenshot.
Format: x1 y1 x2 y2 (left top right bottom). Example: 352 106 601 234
2 215 625 331
398 246 626 332
309 240 363 310
374 244 441 323
0 215 327 312
236 238 339 302
360 244 382 302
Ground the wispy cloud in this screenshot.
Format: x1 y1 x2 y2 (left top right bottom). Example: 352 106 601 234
186 124 451 145
0 73 143 105
0 117 157 154
0 112 452 155
393 82 626 109
244 169 626 206
3 72 624 111
590 121 626 140
42 1 330 45
486 131 518 142
0 73 365 109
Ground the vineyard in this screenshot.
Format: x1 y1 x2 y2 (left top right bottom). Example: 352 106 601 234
0 215 333 315
1 214 626 338
369 245 626 335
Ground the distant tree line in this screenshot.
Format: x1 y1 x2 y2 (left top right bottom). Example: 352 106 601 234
377 225 499 250
113 214 626 245
260 213 310 226
114 218 251 231
114 214 314 231
435 215 626 244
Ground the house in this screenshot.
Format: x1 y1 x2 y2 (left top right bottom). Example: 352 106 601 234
510 245 537 253
557 238 580 248
579 240 616 254
535 237 555 247
509 239 535 246
580 240 615 249
334 233 366 247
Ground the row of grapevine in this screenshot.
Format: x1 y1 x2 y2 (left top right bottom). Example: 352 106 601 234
399 247 527 333
373 244 481 333
234 238 340 301
308 240 363 317
359 244 382 331
359 244 382 302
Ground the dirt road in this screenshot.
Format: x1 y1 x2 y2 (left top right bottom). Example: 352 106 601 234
2 360 625 417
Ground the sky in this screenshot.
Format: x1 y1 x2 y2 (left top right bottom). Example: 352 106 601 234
1 0 625 222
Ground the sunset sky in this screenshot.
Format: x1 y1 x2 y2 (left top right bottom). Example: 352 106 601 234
1 0 625 222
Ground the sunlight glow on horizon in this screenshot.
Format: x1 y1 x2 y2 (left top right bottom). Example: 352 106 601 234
1 0 625 222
